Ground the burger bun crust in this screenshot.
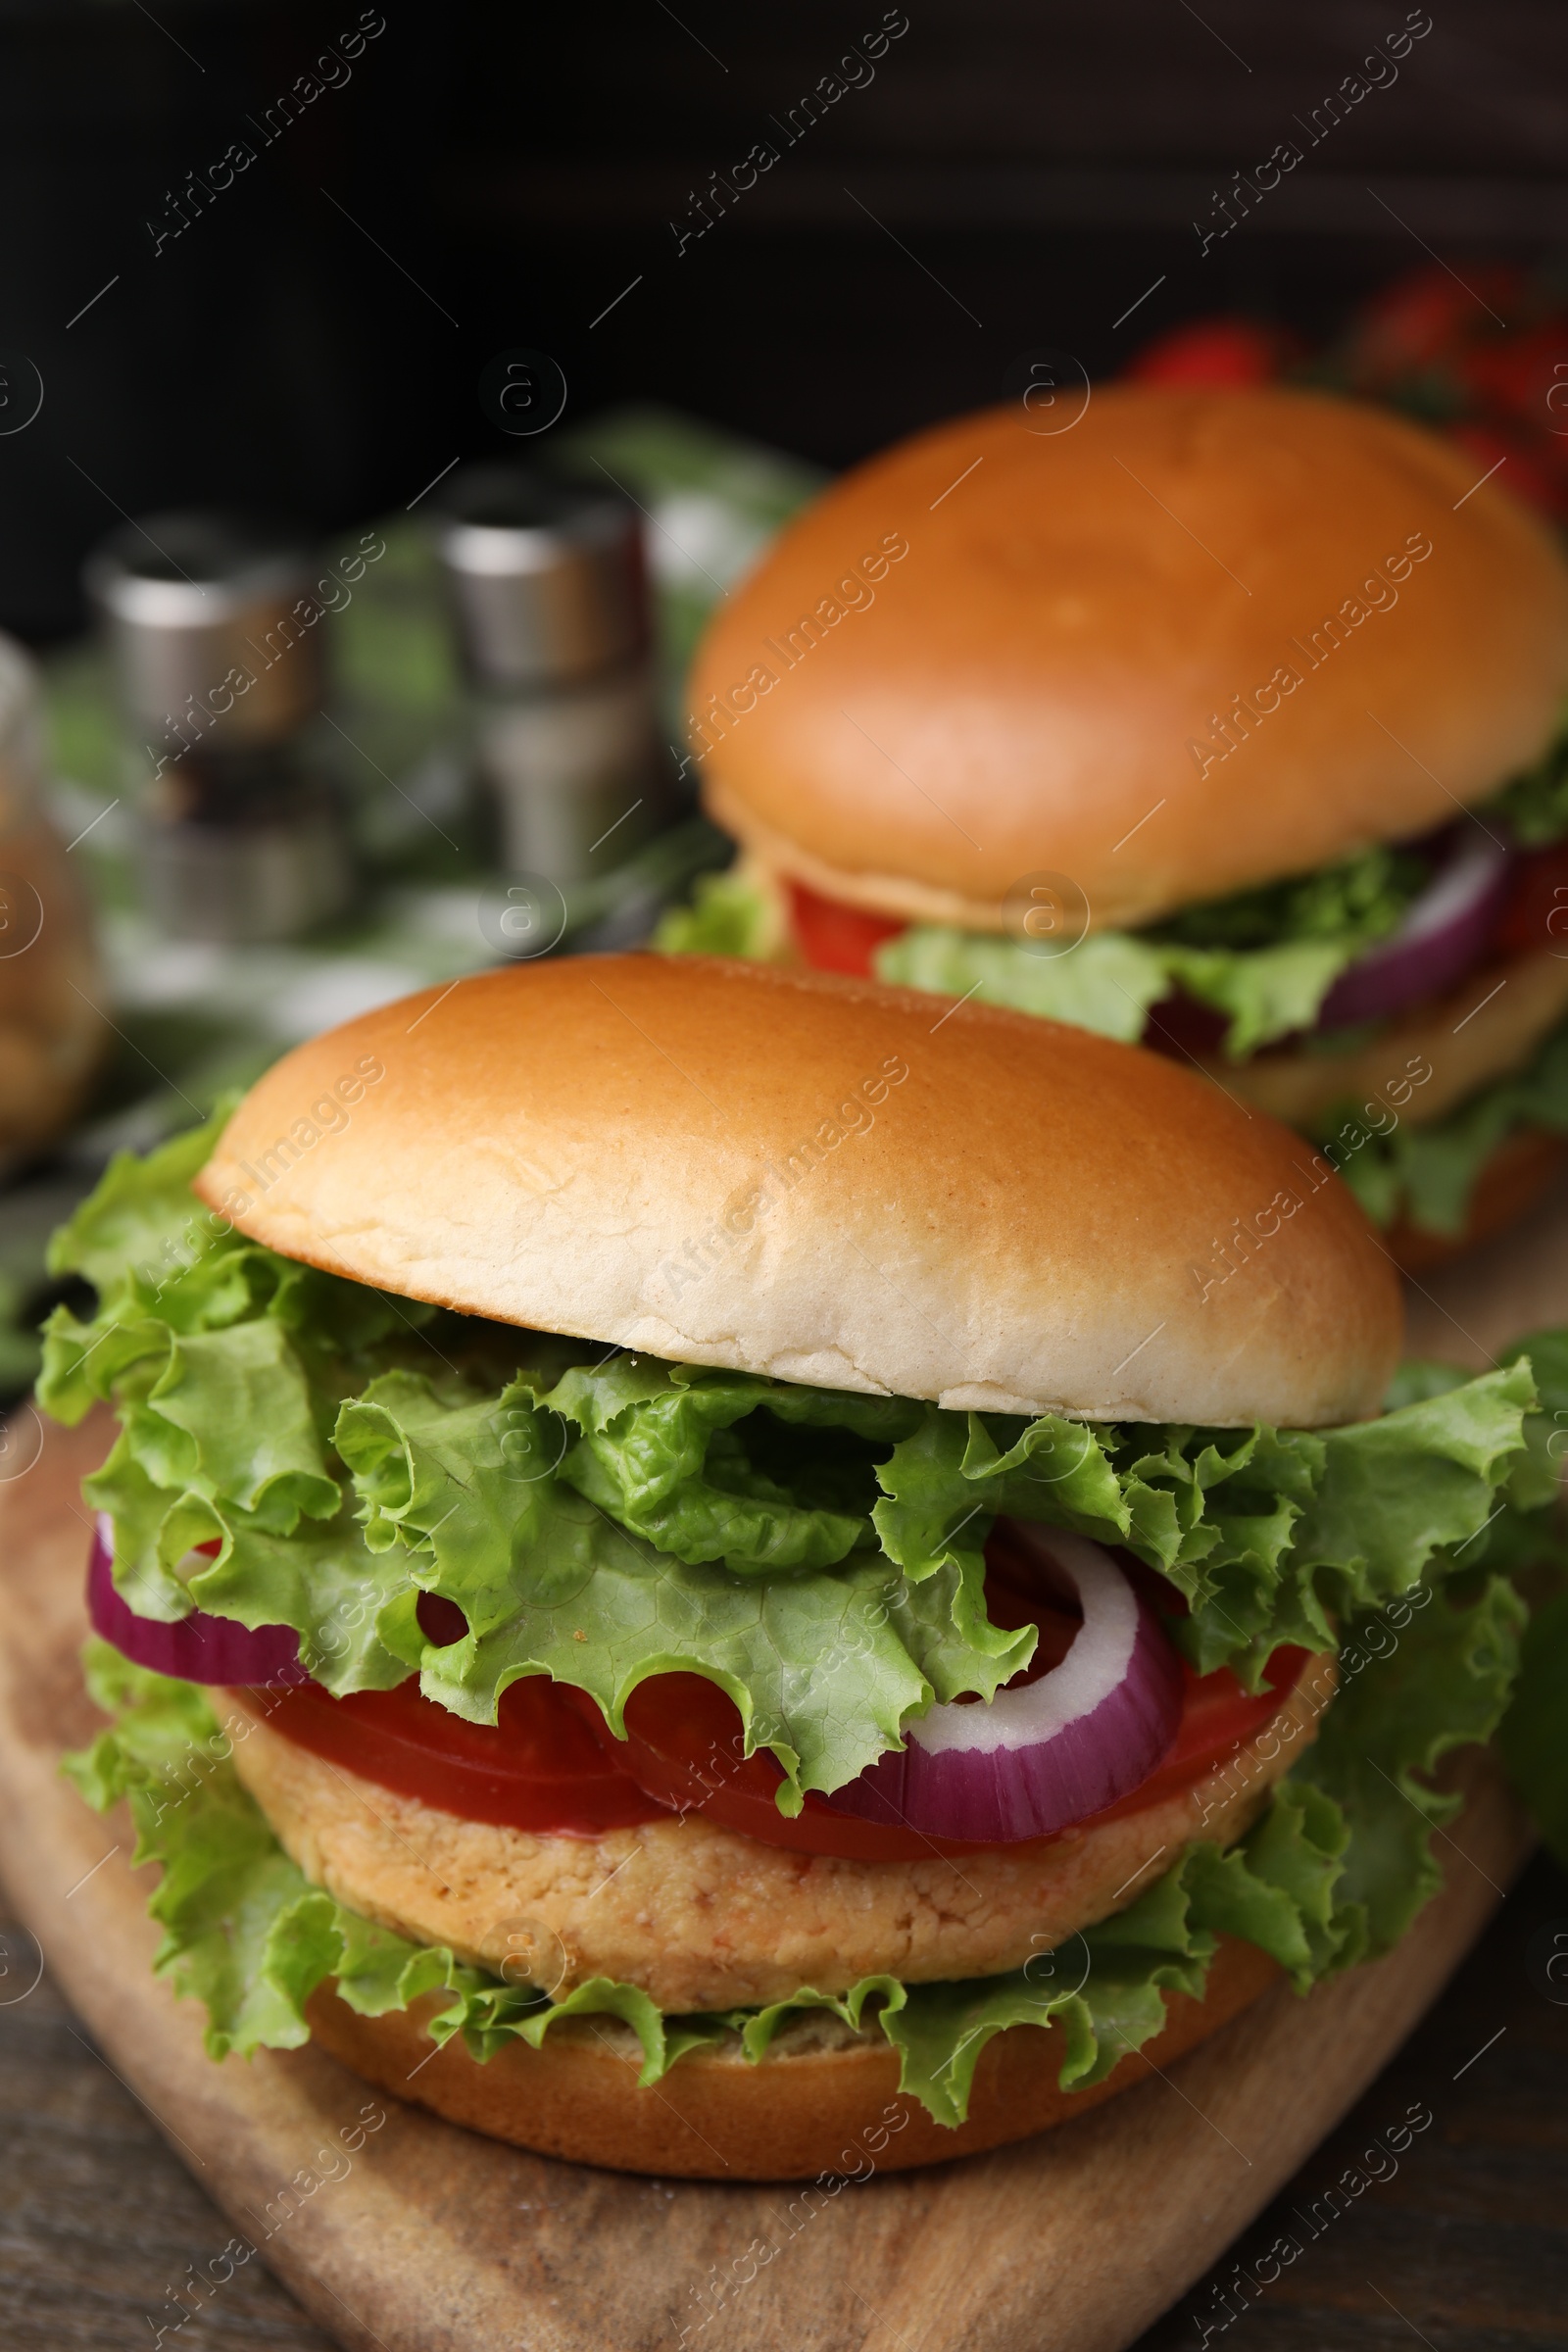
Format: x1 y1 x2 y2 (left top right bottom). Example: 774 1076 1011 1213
305 1936 1281 2179
196 956 1401 1428
690 387 1568 930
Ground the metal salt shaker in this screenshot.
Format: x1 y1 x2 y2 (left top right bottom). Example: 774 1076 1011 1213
436 466 663 886
85 514 353 943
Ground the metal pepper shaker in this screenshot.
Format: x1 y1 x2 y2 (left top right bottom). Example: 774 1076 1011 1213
436 466 664 885
85 513 353 943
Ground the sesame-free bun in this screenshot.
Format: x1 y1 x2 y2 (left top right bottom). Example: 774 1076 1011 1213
690 387 1568 932
196 956 1399 1427
303 1933 1281 2180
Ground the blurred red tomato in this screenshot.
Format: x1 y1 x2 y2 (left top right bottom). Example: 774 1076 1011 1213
1348 263 1526 379
1124 264 1568 530
787 881 906 976
1128 318 1296 388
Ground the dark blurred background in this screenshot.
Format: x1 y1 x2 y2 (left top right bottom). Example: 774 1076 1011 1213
6 0 1568 640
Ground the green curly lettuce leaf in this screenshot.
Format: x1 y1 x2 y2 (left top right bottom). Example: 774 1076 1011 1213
45 1111 240 1306
38 1107 435 1439
654 864 782 957
335 1364 1025 1810
1485 708 1568 846
61 1641 456 2057
1496 1590 1568 1869
872 928 1174 1046
1164 937 1367 1059
879 921 1363 1062
1296 1574 1526 1952
870 1364 1536 1689
1474 1324 1568 1870
545 1354 918 1573
1152 842 1430 956
879 923 1378 1062
873 843 1432 1060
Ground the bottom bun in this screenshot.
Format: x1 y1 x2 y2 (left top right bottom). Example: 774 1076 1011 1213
305 1936 1280 2180
1389 1126 1567 1274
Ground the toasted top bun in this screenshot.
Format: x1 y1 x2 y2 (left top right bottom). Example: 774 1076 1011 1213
196 956 1398 1426
690 386 1568 932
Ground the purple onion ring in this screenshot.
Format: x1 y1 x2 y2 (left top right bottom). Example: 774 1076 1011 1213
1315 828 1512 1033
87 1514 310 1687
831 1525 1184 1843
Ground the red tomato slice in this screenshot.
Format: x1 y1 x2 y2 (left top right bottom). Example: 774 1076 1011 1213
787 880 906 977
237 1595 664 1835
236 1673 668 1835
246 1556 1316 1853
604 1638 1312 1857
1085 1643 1315 1825
604 1674 1006 1859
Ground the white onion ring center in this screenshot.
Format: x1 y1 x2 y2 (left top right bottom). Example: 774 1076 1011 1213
906 1525 1134 1756
1396 830 1509 947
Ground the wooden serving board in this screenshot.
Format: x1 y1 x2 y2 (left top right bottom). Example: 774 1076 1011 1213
0 1409 1538 2352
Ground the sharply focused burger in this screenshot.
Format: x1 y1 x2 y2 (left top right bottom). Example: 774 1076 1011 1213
666 385 1568 1265
44 956 1561 2178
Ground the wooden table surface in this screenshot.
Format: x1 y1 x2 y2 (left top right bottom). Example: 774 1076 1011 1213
2 1848 1564 2352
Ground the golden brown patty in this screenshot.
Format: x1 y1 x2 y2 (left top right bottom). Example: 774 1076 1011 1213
224 1662 1328 2014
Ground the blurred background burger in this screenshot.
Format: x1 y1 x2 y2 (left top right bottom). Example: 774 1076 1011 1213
666 383 1568 1268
